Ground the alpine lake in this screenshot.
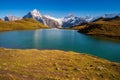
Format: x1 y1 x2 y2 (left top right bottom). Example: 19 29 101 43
0 29 120 62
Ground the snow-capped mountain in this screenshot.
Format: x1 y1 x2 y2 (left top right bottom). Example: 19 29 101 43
3 16 22 21
2 9 120 28
85 16 94 22
23 9 91 28
23 9 44 24
42 15 61 28
61 14 87 28
44 15 63 26
23 9 61 28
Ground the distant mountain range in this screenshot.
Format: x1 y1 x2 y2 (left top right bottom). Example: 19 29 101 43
1 9 120 28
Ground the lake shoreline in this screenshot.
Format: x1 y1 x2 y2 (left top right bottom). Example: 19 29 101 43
78 31 120 41
0 27 50 32
0 47 119 63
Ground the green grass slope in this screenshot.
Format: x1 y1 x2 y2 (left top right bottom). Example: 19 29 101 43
0 18 48 32
0 48 120 80
78 17 120 39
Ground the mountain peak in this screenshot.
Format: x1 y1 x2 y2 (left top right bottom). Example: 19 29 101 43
63 14 75 20
31 9 39 13
30 9 42 17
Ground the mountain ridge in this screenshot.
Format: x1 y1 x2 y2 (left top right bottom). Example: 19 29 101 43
78 16 120 40
1 9 120 28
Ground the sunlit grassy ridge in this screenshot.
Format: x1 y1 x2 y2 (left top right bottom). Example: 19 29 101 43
0 48 120 80
0 19 48 32
77 17 120 39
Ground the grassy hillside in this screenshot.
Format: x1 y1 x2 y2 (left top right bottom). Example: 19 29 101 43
0 18 48 32
0 48 120 80
77 17 120 39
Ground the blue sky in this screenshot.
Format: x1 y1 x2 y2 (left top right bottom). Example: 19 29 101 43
0 0 120 18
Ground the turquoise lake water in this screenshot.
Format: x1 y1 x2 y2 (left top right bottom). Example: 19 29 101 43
0 29 120 62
